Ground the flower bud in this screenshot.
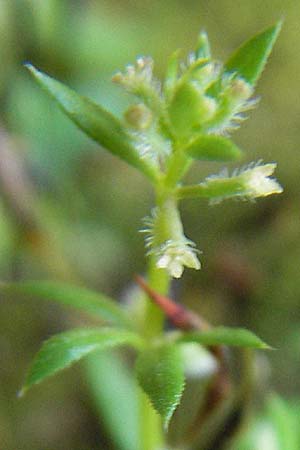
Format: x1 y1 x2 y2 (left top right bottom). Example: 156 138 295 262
191 62 221 90
124 104 153 130
168 82 217 137
227 77 253 102
195 30 211 60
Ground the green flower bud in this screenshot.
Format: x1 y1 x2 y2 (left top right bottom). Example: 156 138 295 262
203 76 257 134
124 104 153 130
195 30 211 60
190 62 221 91
168 82 217 137
226 77 253 104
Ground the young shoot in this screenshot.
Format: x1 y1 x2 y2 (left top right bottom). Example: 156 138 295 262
4 21 283 450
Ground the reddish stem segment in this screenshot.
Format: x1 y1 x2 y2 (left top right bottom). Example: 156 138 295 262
135 274 233 445
134 274 209 331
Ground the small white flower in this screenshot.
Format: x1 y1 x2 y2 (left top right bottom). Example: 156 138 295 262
242 163 283 198
202 161 283 204
156 239 201 279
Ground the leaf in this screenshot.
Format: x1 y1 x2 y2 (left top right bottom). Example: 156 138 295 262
20 327 143 395
195 30 211 59
168 82 203 137
185 135 242 161
135 343 185 429
267 394 300 450
0 281 129 327
225 21 282 86
234 395 300 450
178 327 270 349
164 49 180 100
25 64 158 181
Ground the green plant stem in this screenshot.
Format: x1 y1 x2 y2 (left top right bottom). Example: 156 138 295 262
139 141 193 449
139 384 164 450
177 178 245 200
139 179 176 449
164 147 191 189
139 254 170 450
143 255 170 338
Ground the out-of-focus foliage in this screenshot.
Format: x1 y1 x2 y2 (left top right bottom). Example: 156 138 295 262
0 1 299 449
234 395 300 450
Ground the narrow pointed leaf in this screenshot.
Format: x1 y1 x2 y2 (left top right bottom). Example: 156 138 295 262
178 327 270 349
25 64 158 181
164 49 180 99
225 21 282 86
135 344 185 429
185 135 242 161
195 31 211 59
20 327 143 395
0 281 130 327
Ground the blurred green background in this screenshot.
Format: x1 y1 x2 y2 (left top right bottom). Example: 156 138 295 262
0 1 299 449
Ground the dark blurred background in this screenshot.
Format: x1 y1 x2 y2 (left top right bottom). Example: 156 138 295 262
0 1 299 449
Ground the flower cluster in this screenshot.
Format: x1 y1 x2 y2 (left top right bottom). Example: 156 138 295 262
111 26 282 279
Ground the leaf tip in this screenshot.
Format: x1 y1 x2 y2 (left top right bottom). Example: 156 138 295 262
17 387 26 398
268 19 283 48
24 63 42 82
23 62 36 73
274 18 284 34
162 416 171 432
255 338 272 350
263 343 274 351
